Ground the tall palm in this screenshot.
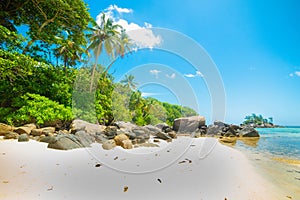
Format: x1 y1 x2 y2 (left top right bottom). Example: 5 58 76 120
87 13 131 92
120 74 138 90
54 34 84 70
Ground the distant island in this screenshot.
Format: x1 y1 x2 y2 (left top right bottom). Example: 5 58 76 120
242 113 282 128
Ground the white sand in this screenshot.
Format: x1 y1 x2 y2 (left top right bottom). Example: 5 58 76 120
0 137 280 200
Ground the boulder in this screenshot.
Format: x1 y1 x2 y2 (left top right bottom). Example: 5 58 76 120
102 139 117 150
238 127 260 137
15 124 36 134
75 131 95 147
213 121 228 127
206 125 224 136
31 127 55 136
168 131 177 139
121 139 133 149
4 132 19 139
39 135 57 143
173 116 205 133
0 123 14 136
47 134 83 150
132 127 150 141
155 123 170 130
103 126 117 139
69 119 106 135
95 134 108 143
114 121 137 133
18 134 29 142
143 125 161 135
114 133 129 146
155 132 172 140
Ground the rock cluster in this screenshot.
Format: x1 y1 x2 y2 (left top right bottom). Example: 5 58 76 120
0 116 260 150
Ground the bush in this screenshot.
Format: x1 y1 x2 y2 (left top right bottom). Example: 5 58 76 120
3 93 73 126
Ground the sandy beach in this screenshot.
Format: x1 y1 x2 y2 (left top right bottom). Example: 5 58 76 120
0 137 286 200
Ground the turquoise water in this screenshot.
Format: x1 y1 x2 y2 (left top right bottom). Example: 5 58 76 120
236 127 300 159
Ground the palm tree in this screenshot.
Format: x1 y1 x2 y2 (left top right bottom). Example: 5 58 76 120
87 13 131 92
120 74 138 90
54 34 84 71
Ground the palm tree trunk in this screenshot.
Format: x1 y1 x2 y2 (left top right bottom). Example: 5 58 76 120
104 58 118 78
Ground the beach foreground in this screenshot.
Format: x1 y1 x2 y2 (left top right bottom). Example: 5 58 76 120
0 137 283 200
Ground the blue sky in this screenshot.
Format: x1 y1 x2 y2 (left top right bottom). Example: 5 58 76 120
84 0 300 125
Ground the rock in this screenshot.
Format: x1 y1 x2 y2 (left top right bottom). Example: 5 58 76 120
124 131 136 140
155 123 170 130
69 119 106 134
114 133 129 146
95 134 108 143
102 139 117 150
238 127 260 137
168 131 177 139
214 121 228 127
121 139 133 149
39 135 57 143
18 134 29 142
155 132 172 140
114 121 137 129
206 125 224 136
155 123 172 133
31 127 55 136
104 126 118 139
0 123 14 136
143 125 161 135
132 127 150 141
4 132 19 139
75 131 95 147
48 134 83 150
15 124 36 134
173 116 205 133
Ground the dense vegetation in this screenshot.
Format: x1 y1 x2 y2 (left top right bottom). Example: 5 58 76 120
0 0 197 127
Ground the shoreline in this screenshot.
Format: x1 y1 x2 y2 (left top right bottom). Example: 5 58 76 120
0 137 282 200
232 143 300 199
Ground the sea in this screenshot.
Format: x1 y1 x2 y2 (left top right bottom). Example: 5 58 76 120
235 127 300 160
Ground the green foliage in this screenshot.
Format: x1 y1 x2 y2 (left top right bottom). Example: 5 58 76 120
0 25 24 52
3 93 73 125
243 113 273 125
95 73 115 125
1 0 92 66
0 50 76 108
111 84 132 122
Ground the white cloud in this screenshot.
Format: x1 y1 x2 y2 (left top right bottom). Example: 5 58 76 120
196 71 204 77
184 73 196 78
107 4 133 14
150 69 161 78
96 5 161 49
289 71 300 77
184 71 204 78
166 73 176 79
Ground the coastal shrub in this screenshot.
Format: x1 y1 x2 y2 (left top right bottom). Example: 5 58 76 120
95 72 115 125
0 50 76 108
4 93 73 126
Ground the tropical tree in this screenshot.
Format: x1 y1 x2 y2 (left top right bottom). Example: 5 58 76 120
120 74 138 90
1 0 91 64
54 36 85 70
87 13 131 92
